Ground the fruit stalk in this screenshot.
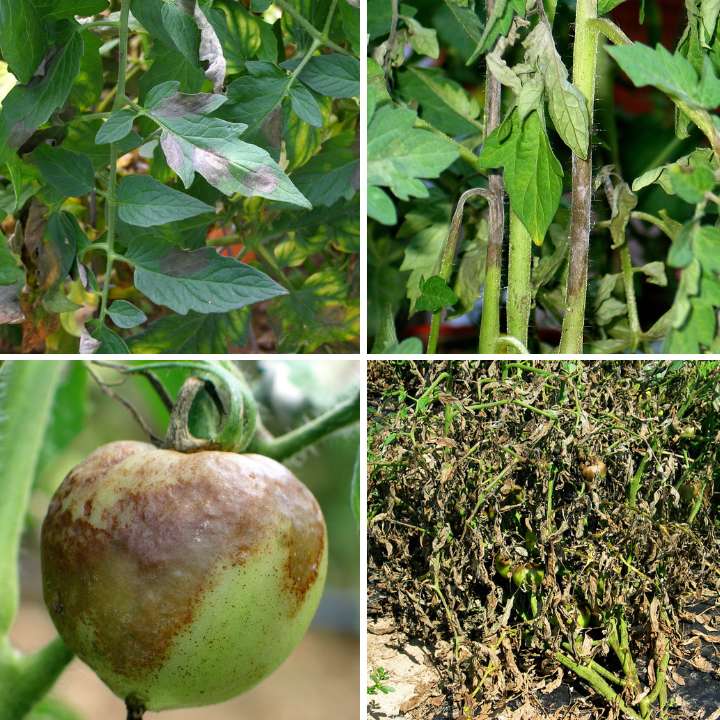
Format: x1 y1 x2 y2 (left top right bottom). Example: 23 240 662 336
559 0 599 353
249 389 360 460
99 0 131 323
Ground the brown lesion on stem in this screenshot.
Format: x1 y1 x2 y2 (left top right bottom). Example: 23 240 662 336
126 696 145 720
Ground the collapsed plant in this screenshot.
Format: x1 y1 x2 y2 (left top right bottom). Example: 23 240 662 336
368 360 719 718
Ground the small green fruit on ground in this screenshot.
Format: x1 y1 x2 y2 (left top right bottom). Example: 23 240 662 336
41 441 327 712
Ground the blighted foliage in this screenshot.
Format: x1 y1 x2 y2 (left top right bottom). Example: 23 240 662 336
0 0 359 353
368 360 719 717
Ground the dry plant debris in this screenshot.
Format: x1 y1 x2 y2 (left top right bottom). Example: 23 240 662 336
368 361 720 719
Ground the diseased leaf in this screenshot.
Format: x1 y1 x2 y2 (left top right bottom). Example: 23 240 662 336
125 237 288 314
0 282 24 324
468 0 524 63
668 163 716 203
523 20 590 159
402 15 440 59
0 31 83 150
95 108 137 144
31 145 95 197
368 105 459 201
608 181 637 249
116 175 214 227
146 86 310 207
108 300 147 329
0 0 45 84
193 1 226 92
127 308 250 352
47 212 83 281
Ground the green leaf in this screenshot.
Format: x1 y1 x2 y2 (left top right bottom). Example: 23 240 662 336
397 67 482 136
130 0 200 64
108 300 148 329
0 0 45 84
31 145 95 197
608 181 637 249
0 362 64 635
598 0 629 14
116 175 214 227
0 232 24 286
350 448 360 524
442 1 483 47
368 186 397 225
88 320 131 353
701 0 720 45
127 308 250 353
125 237 288 314
147 87 310 208
668 163 716 203
298 54 360 98
468 0 524 63
402 15 440 59
607 42 720 108
368 105 459 201
0 31 83 150
292 133 359 207
35 0 108 20
27 697 84 720
35 363 87 481
694 225 720 273
289 84 323 127
225 61 288 130
415 275 459 312
479 109 563 245
95 108 137 144
523 20 590 159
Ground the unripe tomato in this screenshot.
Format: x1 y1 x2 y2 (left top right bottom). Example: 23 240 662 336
41 441 327 712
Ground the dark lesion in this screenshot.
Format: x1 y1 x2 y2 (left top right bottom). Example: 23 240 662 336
126 695 146 720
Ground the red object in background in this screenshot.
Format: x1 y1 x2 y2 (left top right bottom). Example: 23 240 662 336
206 227 257 261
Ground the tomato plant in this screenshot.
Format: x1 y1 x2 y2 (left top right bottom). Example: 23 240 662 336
0 0 360 354
0 360 360 718
368 0 720 354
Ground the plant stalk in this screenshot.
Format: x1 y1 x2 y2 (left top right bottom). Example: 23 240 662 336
559 0 599 353
506 212 532 349
248 390 360 460
274 0 350 55
478 0 505 354
99 0 131 324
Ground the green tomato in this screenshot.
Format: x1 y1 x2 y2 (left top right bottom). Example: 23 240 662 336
512 565 529 588
494 555 512 579
41 441 327 712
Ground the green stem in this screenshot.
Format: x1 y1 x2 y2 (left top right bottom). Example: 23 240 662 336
478 0 505 354
274 0 350 55
555 651 642 720
99 0 131 324
627 452 650 507
559 0 599 353
0 638 74 720
639 649 670 717
0 362 65 635
428 188 488 354
506 212 532 349
248 390 360 460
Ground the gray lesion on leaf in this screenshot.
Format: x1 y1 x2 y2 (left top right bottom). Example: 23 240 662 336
160 132 187 175
191 2 226 92
152 92 225 118
245 165 279 194
192 146 233 187
157 248 212 277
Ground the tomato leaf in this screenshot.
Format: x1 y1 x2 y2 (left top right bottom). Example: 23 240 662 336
108 300 148 329
31 145 95 197
116 175 214 227
95 108 137 144
0 0 45 84
125 237 288 315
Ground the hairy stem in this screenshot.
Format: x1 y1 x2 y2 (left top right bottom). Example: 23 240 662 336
506 212 532 349
428 188 488 353
478 10 505 354
249 390 360 460
559 0 599 353
99 0 131 324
